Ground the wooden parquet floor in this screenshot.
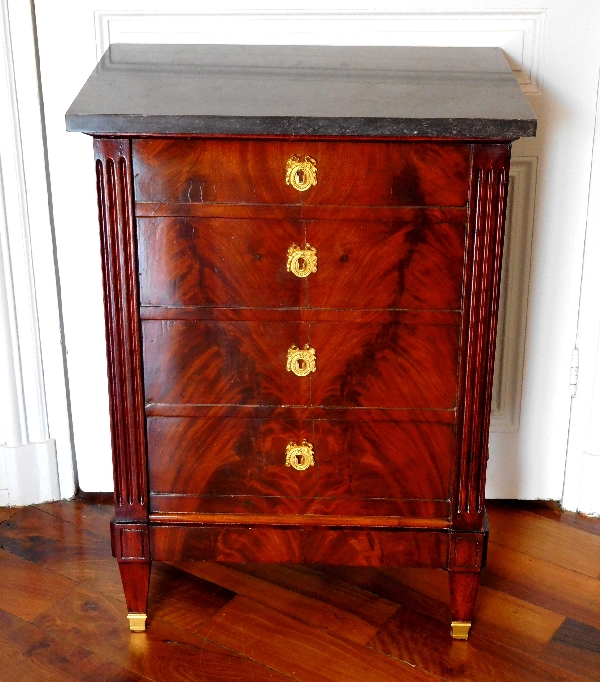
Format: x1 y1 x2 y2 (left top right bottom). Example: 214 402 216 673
0 498 599 681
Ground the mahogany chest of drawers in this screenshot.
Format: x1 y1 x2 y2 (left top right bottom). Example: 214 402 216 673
67 44 536 639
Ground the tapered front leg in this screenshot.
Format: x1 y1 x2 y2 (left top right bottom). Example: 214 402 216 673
111 521 151 631
447 530 487 640
118 561 151 631
448 571 480 639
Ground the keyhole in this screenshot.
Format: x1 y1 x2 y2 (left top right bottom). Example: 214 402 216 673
296 169 305 184
297 256 305 270
296 454 303 466
297 359 305 370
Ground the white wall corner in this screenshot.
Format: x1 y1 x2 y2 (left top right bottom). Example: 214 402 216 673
0 0 74 505
0 440 59 506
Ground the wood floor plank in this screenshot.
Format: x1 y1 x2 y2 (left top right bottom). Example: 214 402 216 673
490 501 600 538
368 607 589 682
482 542 600 630
328 559 600 681
0 506 124 600
381 566 567 647
0 507 18 524
487 505 600 578
305 565 594 681
322 565 565 647
34 498 113 540
34 584 295 682
0 548 74 622
231 562 399 627
0 607 143 682
174 560 389 645
149 562 236 631
553 619 600 656
195 595 438 682
321 565 449 610
541 619 600 681
474 587 565 645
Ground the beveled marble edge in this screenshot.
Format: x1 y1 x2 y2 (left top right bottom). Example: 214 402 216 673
66 114 536 138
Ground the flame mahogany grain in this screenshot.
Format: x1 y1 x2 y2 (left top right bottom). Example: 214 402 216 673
94 134 512 635
142 318 460 408
149 495 450 519
132 139 470 207
138 217 307 308
146 415 454 505
150 526 449 567
137 215 466 310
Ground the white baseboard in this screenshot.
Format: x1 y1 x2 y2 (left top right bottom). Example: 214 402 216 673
577 452 600 516
0 439 60 506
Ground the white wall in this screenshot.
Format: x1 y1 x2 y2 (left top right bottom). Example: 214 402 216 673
30 0 600 505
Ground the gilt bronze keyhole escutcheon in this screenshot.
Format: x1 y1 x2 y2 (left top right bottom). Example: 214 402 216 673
287 243 317 278
286 344 316 377
285 440 315 471
285 155 317 192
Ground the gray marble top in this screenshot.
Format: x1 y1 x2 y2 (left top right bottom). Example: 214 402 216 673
66 44 536 138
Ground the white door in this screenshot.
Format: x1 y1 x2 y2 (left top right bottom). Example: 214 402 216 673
562 85 600 516
31 0 600 503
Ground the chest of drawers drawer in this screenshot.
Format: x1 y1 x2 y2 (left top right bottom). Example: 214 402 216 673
147 413 454 515
142 316 460 408
137 212 467 310
133 139 471 208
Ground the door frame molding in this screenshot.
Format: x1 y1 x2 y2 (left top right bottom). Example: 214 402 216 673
0 0 74 505
562 60 600 515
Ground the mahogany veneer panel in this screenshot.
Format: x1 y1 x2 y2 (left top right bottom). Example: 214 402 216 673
148 415 317 501
142 319 310 406
143 318 460 408
315 417 454 501
132 139 471 207
149 494 450 518
306 218 466 310
137 215 466 311
138 216 307 308
147 415 454 505
150 525 449 566
310 320 460 408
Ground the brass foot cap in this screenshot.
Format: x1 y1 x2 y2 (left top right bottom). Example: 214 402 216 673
450 621 471 640
127 613 147 632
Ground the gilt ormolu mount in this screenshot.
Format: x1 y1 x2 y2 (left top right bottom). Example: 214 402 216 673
67 44 536 638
